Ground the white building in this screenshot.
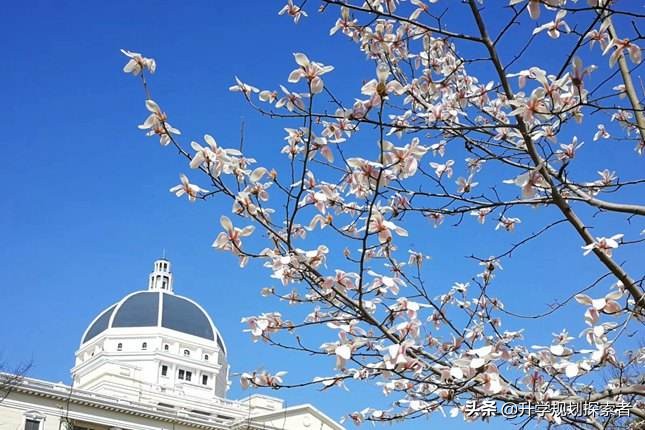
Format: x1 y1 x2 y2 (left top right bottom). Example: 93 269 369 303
0 259 344 430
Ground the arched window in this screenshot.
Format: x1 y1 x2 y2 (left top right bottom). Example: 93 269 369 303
142 342 148 350
164 344 169 352
203 354 209 361
117 343 123 351
183 349 190 357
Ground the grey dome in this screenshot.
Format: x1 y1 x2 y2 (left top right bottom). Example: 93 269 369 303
83 291 216 343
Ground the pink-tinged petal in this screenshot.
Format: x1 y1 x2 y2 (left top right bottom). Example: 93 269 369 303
469 357 485 369
587 308 599 325
361 79 378 95
575 294 593 305
250 167 268 183
203 134 217 150
603 301 621 313
120 49 135 58
288 69 304 83
527 0 540 19
190 141 202 152
293 52 309 67
189 155 203 169
138 115 157 130
450 367 464 379
335 344 352 360
123 60 137 74
565 363 578 378
320 146 334 163
628 44 642 64
311 76 324 94
550 345 564 356
602 41 615 56
145 99 160 113
473 345 493 357
220 215 233 231
146 59 156 73
609 49 622 67
240 226 255 236
166 124 180 135
591 298 606 310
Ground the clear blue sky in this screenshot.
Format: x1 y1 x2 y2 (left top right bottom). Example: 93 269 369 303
1 1 642 429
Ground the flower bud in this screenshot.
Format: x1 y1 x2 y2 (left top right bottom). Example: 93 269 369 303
376 62 390 83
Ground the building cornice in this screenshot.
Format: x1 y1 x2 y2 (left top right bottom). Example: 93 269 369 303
5 375 246 429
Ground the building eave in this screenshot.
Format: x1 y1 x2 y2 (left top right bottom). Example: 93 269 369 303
5 374 241 429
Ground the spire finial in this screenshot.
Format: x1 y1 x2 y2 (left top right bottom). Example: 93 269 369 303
148 258 174 293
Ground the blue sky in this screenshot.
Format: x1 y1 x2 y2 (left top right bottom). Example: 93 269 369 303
1 1 642 429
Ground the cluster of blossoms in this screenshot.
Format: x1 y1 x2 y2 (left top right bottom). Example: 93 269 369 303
240 369 288 389
120 0 644 426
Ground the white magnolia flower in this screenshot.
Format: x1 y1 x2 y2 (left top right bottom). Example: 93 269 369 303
275 85 306 111
169 174 207 202
259 90 278 103
367 211 408 243
121 49 156 75
278 0 307 23
456 175 478 193
287 53 334 94
429 160 454 178
503 168 546 199
495 216 521 232
532 10 570 39
361 62 407 105
593 124 610 141
213 216 255 267
603 38 642 67
582 234 624 257
470 208 491 224
555 137 583 162
138 100 181 146
240 370 287 389
229 76 259 96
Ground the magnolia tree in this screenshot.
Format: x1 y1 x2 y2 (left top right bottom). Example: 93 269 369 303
120 0 644 427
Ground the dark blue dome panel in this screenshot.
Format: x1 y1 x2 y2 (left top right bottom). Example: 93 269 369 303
81 291 218 344
83 304 116 343
112 292 159 327
162 294 214 340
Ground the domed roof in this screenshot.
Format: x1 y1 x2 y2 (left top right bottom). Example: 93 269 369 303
82 291 216 343
81 259 225 352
